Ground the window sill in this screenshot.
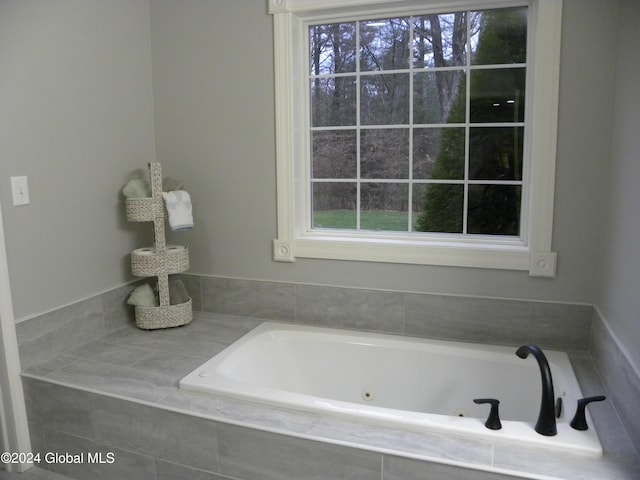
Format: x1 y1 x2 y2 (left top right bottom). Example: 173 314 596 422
273 234 557 277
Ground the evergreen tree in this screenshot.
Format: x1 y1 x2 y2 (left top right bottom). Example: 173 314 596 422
415 8 527 234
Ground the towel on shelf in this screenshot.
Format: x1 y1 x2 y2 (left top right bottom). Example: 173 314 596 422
169 279 189 305
127 283 158 307
162 190 194 231
122 178 151 198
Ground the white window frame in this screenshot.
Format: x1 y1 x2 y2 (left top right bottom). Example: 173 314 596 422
269 0 561 277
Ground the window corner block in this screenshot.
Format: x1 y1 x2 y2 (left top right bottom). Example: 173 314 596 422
268 0 289 14
273 239 295 262
529 251 557 278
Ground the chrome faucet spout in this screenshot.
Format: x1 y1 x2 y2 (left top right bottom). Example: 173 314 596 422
516 345 557 436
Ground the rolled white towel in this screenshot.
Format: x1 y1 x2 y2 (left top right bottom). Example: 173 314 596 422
162 190 194 231
127 283 158 307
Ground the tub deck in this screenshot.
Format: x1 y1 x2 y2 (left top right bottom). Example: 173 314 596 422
21 312 640 480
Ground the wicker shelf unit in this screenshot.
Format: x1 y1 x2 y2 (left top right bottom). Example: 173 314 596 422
125 162 192 329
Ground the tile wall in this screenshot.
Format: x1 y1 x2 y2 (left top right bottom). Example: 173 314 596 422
197 276 593 350
22 378 524 480
16 284 137 371
15 274 640 476
591 310 640 450
16 274 595 370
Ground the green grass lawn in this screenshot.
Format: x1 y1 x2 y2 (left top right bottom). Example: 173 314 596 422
313 210 411 231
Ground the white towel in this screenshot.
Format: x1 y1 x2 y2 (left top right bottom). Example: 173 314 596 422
162 190 194 231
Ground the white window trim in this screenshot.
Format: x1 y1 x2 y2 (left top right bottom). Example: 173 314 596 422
269 0 561 277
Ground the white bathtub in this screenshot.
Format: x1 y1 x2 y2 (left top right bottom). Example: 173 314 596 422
179 322 603 456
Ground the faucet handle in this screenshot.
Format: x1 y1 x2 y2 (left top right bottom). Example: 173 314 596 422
570 395 606 431
474 398 502 430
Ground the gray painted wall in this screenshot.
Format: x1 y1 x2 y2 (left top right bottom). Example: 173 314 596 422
0 0 156 318
1 0 638 370
150 0 614 304
596 0 640 370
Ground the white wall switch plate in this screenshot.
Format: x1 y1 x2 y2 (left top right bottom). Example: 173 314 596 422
10 176 30 206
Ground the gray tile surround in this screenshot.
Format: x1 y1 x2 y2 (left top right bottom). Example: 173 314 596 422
218 423 381 480
15 275 598 373
201 277 295 322
19 311 640 480
14 275 640 479
591 310 640 451
383 455 523 480
0 468 72 479
295 284 406 333
200 276 594 351
405 294 531 345
16 283 136 370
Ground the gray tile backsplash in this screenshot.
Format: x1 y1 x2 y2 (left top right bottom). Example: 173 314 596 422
16 274 596 373
15 282 140 370
100 283 138 332
199 275 592 350
201 277 295 321
591 310 640 454
528 302 593 349
16 296 105 370
405 294 531 345
295 284 405 333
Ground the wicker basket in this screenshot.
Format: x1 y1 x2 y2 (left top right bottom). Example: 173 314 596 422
126 162 193 330
134 298 193 330
125 197 164 222
131 246 189 277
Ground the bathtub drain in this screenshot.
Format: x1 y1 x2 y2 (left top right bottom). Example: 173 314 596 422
361 389 375 401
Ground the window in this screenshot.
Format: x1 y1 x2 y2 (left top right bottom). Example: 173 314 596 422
269 0 561 277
